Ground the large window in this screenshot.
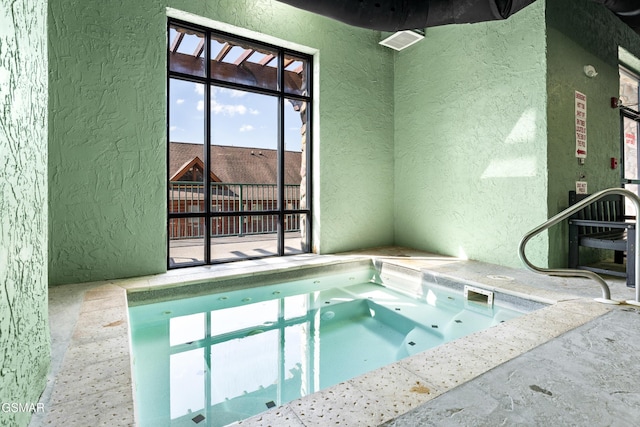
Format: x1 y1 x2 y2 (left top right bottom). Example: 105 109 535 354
167 20 312 268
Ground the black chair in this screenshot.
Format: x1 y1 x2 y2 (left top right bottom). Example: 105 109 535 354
568 190 636 288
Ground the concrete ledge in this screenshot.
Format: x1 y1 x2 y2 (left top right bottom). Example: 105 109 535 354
41 285 134 426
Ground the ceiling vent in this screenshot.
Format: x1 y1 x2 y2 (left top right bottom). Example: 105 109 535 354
379 30 425 51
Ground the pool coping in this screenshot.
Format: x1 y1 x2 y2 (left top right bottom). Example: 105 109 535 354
37 250 618 426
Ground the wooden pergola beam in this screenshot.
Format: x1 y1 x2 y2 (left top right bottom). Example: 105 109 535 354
214 43 232 62
233 49 255 66
169 32 185 53
193 38 205 58
258 54 275 67
169 52 303 92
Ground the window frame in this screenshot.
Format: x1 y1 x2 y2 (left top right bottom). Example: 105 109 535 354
620 66 640 187
167 19 313 269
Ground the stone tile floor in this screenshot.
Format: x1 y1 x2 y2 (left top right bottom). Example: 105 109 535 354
383 308 640 426
31 247 639 426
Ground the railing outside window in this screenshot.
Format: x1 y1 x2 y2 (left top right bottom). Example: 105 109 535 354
169 182 301 239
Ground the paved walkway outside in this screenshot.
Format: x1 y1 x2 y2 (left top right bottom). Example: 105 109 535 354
169 232 304 266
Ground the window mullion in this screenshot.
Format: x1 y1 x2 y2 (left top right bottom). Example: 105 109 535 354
204 30 212 264
277 50 285 256
166 20 172 270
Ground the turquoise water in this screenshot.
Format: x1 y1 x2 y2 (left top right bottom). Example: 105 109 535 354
129 267 529 426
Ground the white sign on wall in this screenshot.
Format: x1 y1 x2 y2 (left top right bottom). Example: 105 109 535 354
576 181 588 194
575 91 587 158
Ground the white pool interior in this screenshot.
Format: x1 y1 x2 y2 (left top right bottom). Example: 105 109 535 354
128 263 543 426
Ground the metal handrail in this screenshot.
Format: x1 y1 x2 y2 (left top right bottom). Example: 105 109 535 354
518 187 640 305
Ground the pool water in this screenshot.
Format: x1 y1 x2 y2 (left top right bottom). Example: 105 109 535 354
129 267 531 426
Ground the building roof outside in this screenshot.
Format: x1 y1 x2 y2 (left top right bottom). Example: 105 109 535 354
169 142 302 185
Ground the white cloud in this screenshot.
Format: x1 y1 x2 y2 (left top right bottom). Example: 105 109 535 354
197 98 247 115
169 126 178 131
239 125 254 132
227 88 247 98
212 100 247 116
176 99 185 105
192 85 252 116
212 87 248 98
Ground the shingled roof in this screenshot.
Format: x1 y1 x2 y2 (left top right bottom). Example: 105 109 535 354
169 142 302 184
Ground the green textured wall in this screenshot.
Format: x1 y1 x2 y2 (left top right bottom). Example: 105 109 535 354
48 0 395 284
48 0 640 283
546 0 640 267
393 2 549 268
0 1 50 425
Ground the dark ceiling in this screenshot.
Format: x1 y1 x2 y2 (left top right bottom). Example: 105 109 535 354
274 0 640 34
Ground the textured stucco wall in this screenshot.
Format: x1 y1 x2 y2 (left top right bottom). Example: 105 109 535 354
48 0 169 284
0 1 50 425
48 0 395 284
393 2 549 268
545 0 640 267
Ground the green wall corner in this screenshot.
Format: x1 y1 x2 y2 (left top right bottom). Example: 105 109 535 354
393 1 549 268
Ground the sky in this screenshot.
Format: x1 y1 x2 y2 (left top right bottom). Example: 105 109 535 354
169 79 304 152
168 27 305 152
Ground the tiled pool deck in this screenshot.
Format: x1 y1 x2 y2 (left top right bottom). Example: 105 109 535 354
32 247 640 426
